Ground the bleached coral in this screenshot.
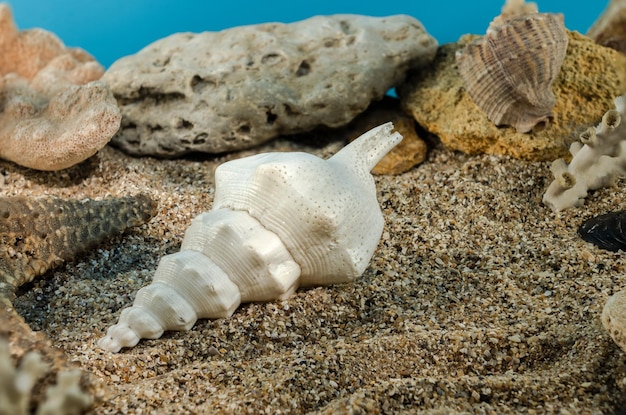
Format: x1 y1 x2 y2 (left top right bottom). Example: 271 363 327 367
36 370 92 415
0 338 91 415
0 338 48 414
543 95 626 212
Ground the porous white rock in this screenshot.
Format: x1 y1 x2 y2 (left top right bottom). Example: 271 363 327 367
103 14 436 157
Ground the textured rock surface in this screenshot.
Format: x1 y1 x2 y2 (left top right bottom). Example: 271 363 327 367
398 31 626 161
103 14 437 157
0 4 121 171
588 0 626 53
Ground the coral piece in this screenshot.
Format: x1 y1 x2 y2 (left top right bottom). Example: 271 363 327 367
0 4 121 170
36 370 92 415
0 302 104 412
0 337 91 415
455 7 568 133
543 96 626 211
0 337 48 414
579 210 626 252
398 30 626 161
103 14 436 157
98 123 402 352
587 0 626 54
0 194 157 301
602 289 626 352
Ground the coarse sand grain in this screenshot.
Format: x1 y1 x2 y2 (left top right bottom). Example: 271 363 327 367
6 136 626 414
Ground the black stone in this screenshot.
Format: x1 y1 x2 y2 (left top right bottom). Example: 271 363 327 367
579 210 626 252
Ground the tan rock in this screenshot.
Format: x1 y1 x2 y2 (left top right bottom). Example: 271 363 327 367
371 116 427 175
398 31 626 161
346 97 427 175
289 97 428 175
0 4 121 170
588 0 626 54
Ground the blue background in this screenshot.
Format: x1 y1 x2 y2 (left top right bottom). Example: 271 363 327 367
7 1 606 68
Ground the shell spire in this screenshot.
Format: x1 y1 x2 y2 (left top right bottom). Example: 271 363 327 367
98 123 402 352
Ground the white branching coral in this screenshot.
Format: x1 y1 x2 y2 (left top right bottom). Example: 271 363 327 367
0 339 48 414
543 95 626 212
0 338 91 415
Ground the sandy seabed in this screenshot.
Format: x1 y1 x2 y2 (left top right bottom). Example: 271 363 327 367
6 134 626 414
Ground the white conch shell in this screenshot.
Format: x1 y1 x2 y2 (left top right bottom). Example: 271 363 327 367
98 123 402 352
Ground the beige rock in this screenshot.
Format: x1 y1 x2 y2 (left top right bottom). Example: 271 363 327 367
398 31 626 161
0 4 121 170
103 14 437 157
588 0 626 54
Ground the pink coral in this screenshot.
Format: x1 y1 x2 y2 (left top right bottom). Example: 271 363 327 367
0 4 120 170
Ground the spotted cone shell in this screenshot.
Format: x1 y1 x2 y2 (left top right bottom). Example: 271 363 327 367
455 13 568 133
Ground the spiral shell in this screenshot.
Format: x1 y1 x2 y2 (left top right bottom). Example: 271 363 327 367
455 12 568 133
98 123 402 352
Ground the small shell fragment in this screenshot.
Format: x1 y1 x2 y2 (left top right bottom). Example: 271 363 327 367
602 289 626 352
455 12 568 133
